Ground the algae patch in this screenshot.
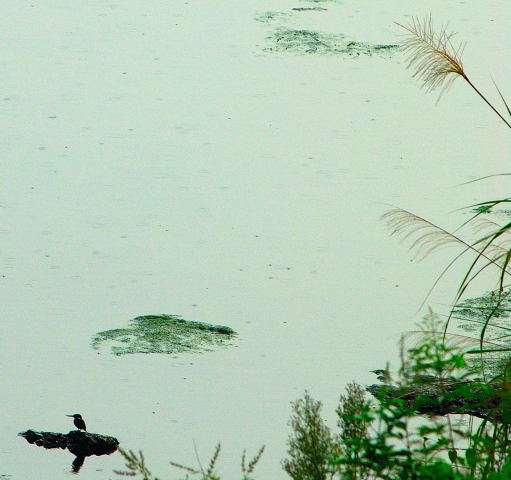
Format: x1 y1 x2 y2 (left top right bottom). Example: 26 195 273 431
454 291 511 335
91 314 237 356
453 290 511 375
265 28 398 56
292 7 328 11
470 205 511 217
255 11 290 23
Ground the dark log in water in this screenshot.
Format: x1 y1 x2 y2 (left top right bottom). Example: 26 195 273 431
367 378 509 423
19 429 119 457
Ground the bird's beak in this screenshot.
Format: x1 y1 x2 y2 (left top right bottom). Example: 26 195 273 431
66 415 74 417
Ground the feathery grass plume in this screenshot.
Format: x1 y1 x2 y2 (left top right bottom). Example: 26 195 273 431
471 219 511 265
381 207 463 262
405 328 486 352
396 16 466 101
381 207 511 333
381 207 511 274
396 16 511 128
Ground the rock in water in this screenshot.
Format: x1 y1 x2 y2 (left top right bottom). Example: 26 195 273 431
19 429 119 457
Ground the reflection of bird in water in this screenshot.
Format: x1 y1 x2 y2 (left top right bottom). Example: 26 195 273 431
72 455 85 473
66 414 87 431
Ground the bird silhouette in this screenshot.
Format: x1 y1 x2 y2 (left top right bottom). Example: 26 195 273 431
66 414 87 431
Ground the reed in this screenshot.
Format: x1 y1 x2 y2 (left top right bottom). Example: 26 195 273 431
384 17 511 352
396 16 511 129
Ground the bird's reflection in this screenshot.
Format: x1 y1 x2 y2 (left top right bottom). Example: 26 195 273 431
72 455 85 473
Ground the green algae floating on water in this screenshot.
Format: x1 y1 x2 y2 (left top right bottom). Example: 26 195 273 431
452 290 511 377
265 28 398 56
255 11 290 23
292 7 328 11
470 205 511 217
454 291 511 333
91 314 237 356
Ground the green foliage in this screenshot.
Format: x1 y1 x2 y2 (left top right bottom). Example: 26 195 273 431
402 311 469 382
336 382 370 480
281 313 511 480
282 392 337 480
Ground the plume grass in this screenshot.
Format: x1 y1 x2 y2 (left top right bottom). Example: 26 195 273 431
396 16 511 128
382 207 511 352
396 16 465 100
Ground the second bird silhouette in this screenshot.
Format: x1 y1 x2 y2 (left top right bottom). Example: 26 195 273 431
67 414 87 431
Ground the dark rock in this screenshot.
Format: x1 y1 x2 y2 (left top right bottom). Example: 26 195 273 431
19 429 119 457
367 379 510 423
66 430 119 456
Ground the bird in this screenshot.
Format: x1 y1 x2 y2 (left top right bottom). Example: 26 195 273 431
66 414 87 431
370 369 391 383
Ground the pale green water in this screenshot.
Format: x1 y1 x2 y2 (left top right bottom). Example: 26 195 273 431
1 0 510 478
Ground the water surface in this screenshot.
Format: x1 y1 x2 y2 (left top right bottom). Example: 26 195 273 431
1 0 509 478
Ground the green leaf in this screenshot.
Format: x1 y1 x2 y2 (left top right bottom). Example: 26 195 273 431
448 449 457 464
465 448 477 467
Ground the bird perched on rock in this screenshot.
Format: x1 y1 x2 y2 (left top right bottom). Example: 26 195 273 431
67 414 87 431
370 369 391 383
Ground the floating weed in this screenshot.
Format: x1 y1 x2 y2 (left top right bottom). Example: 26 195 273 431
265 28 398 56
299 0 338 3
291 7 328 11
454 291 511 325
453 290 511 373
91 314 237 356
254 11 289 23
469 206 511 218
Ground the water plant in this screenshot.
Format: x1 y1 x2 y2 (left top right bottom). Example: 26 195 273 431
383 16 511 357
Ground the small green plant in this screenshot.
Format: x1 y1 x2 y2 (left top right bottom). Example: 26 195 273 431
241 446 266 480
282 391 338 480
169 442 222 480
113 443 265 480
114 448 159 480
335 382 370 480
